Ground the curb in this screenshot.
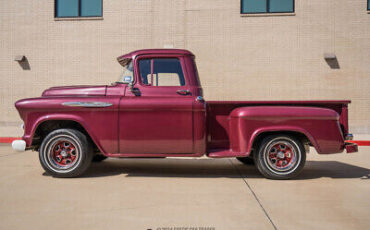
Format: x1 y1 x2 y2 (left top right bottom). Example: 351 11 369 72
0 137 21 143
347 140 370 146
0 137 370 146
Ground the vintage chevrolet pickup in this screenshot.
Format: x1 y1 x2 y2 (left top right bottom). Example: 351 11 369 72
12 49 358 179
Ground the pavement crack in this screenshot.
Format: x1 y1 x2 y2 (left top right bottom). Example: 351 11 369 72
229 159 278 230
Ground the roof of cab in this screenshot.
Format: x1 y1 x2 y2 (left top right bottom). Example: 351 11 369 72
117 49 194 60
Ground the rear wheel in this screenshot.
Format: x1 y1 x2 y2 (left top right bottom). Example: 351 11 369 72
254 135 306 180
39 129 93 178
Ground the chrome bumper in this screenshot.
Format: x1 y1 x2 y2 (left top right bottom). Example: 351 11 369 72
11 140 26 152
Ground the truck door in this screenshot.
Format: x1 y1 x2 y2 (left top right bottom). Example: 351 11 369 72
119 56 195 154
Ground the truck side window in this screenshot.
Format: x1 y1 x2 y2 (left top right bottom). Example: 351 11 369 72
138 58 185 86
138 59 151 85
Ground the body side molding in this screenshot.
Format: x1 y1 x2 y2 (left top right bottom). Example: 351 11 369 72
62 102 113 108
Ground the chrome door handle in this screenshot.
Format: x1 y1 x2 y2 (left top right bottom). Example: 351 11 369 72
176 90 190 95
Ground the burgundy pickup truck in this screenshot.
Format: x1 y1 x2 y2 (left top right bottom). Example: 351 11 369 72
13 49 358 179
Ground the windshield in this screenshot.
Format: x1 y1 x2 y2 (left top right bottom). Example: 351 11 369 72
116 60 134 84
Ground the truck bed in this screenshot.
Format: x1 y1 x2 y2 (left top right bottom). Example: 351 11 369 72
206 100 350 150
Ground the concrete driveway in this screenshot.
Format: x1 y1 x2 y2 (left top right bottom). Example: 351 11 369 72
0 145 369 230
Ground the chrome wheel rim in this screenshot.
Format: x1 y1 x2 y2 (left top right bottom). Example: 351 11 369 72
263 139 301 175
44 136 81 172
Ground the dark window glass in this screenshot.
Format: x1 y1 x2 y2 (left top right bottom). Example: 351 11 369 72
138 59 152 85
56 0 102 18
368 0 370 10
269 0 294 12
242 0 267 13
241 0 294 14
56 0 78 17
139 58 185 87
81 0 102 16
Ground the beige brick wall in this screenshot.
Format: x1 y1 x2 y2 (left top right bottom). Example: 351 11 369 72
0 0 369 135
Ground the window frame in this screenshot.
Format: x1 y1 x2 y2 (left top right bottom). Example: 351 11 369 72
55 0 103 18
240 0 295 14
136 56 188 88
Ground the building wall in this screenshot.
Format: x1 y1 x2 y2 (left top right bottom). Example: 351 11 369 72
0 0 369 135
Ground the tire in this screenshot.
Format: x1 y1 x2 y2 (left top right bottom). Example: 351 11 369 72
254 135 306 180
236 157 255 165
39 128 94 178
92 154 108 162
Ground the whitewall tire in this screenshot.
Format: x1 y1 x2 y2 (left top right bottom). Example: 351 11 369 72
39 129 93 178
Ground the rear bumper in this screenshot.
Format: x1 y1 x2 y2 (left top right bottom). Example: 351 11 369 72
345 142 358 153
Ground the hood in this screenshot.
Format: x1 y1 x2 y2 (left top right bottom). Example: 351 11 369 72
42 85 107 97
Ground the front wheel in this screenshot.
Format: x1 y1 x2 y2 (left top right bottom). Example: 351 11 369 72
254 135 306 180
39 129 94 178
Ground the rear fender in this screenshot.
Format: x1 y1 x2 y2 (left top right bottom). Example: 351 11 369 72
248 127 318 153
229 106 345 155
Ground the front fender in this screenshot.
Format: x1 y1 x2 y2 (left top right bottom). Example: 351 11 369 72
24 114 105 152
16 97 120 154
229 106 345 155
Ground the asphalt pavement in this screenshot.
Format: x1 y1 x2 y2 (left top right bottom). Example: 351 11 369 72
0 145 369 230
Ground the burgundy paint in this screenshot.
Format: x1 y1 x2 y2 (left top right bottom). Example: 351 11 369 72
15 95 121 154
206 101 350 152
42 85 107 97
229 106 344 154
14 49 357 158
345 143 358 153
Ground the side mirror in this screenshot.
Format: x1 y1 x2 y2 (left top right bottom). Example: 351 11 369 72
128 82 141 96
128 82 134 92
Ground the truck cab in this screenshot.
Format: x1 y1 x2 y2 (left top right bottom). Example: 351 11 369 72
116 49 206 156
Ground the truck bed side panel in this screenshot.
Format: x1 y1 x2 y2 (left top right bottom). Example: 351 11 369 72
229 106 344 154
206 100 350 152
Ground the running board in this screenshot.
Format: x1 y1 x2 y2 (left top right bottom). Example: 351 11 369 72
207 149 248 158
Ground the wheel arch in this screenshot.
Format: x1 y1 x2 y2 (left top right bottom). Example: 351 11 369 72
248 128 318 154
32 119 100 153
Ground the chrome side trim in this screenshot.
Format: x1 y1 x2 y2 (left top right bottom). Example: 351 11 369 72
62 102 113 108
